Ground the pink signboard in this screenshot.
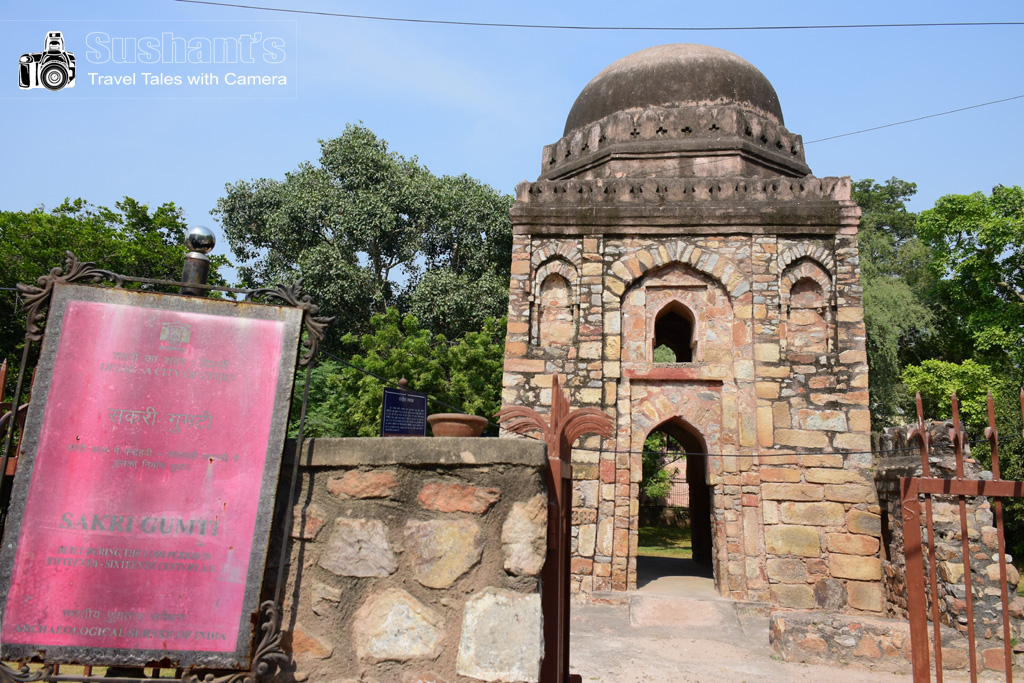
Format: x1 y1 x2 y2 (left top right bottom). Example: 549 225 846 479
0 284 302 668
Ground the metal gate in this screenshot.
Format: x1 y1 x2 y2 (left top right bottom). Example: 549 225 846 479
498 373 614 683
902 390 1024 682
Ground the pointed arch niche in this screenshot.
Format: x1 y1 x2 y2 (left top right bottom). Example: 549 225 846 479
532 258 579 348
780 258 834 358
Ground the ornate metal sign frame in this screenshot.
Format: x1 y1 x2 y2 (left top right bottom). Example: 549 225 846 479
0 253 333 683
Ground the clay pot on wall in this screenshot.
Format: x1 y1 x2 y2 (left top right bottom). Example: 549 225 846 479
427 413 488 437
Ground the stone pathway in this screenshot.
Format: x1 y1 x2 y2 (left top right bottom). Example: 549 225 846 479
569 559 979 682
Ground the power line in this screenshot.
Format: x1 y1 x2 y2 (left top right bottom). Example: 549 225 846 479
168 2 1024 32
560 432 1023 460
805 94 1024 144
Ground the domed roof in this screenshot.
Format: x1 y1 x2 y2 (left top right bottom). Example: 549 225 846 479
563 44 784 135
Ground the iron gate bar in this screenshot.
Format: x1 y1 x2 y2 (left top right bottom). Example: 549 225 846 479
950 396 980 681
497 373 614 683
902 475 930 680
985 392 1013 683
914 479 1024 496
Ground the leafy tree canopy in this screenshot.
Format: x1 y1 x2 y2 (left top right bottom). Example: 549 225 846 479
901 359 1004 428
0 197 227 391
215 124 513 346
917 185 1024 380
852 178 934 428
293 308 506 438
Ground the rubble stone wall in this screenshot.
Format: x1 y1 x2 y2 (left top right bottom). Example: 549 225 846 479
271 437 548 683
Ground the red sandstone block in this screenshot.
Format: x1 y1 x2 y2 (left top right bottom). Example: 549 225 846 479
600 460 616 483
571 558 594 575
418 482 500 514
740 472 759 486
613 528 629 557
327 470 398 499
741 493 759 507
983 648 1009 671
760 467 801 483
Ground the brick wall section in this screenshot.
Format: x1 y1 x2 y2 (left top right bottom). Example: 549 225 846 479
874 424 1023 671
271 437 548 683
501 173 883 613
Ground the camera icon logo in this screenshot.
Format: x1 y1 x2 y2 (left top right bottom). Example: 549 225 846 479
19 31 76 91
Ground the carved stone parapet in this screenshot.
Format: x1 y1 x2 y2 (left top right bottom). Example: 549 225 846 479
540 104 809 180
516 176 851 206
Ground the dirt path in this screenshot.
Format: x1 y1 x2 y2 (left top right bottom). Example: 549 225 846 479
569 591 979 683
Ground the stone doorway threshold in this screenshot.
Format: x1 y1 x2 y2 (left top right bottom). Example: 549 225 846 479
637 556 717 599
569 583 977 683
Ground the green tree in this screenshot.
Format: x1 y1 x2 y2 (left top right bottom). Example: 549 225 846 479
903 186 1024 557
852 178 935 428
215 124 513 344
292 308 506 437
0 197 227 392
901 359 1004 428
640 430 682 502
902 359 1024 557
917 185 1024 383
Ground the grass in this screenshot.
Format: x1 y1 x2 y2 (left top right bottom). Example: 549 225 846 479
637 525 692 559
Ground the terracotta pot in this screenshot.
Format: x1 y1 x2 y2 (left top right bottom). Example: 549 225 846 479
427 413 488 437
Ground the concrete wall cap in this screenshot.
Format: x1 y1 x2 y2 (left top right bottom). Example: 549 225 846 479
285 437 548 468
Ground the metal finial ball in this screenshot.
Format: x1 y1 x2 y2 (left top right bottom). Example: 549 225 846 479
185 226 216 254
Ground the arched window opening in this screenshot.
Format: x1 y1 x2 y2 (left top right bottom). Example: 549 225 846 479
538 273 574 347
653 302 695 362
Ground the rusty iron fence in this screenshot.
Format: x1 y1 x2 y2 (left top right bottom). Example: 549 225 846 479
903 390 1024 682
498 373 614 683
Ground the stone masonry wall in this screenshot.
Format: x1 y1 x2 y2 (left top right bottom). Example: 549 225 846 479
875 423 1023 672
269 437 548 683
502 175 883 613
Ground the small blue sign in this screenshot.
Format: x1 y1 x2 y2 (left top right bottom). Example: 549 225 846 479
381 387 427 437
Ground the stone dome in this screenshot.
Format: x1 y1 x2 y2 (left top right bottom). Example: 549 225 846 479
563 44 784 135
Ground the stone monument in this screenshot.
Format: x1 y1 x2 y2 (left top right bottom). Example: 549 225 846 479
501 44 882 612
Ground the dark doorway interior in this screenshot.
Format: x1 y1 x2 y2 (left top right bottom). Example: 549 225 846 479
638 417 713 590
660 419 711 567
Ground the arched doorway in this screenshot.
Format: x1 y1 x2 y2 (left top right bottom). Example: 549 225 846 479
638 417 714 591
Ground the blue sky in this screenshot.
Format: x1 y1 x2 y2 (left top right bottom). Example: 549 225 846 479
2 1 1022 272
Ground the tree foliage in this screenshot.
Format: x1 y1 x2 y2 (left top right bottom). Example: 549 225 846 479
916 185 1024 382
852 178 934 428
0 197 227 392
641 430 682 502
902 359 1004 428
858 183 1024 557
292 308 506 438
215 124 513 345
